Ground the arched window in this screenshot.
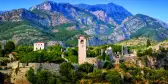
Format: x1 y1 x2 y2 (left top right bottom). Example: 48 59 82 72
80 40 84 44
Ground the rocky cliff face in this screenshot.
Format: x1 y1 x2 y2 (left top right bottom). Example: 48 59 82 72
30 1 99 26
108 14 168 42
0 9 70 27
29 1 114 36
75 3 133 25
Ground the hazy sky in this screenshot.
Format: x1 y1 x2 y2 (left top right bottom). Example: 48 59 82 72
0 0 167 23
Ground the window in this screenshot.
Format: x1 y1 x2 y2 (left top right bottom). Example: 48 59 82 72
80 40 84 44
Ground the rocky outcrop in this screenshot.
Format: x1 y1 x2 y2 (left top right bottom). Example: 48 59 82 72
30 1 97 26
0 8 70 27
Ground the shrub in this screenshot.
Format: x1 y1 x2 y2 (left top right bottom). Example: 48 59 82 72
78 63 94 74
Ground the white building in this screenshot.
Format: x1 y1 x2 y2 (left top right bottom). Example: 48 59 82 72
34 42 45 51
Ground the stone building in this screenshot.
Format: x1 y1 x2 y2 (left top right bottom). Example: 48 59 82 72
105 46 121 69
34 42 45 51
7 61 60 83
78 36 98 67
121 46 129 55
105 46 113 61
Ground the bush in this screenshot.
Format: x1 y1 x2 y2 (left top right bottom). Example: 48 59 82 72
103 61 113 69
59 62 74 78
78 63 94 74
66 55 78 63
5 41 15 54
105 70 121 84
26 68 36 84
52 57 65 64
20 51 42 63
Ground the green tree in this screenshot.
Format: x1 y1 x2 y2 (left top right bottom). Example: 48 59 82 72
0 57 10 66
26 68 36 84
110 45 122 53
36 70 51 84
59 62 74 78
89 69 105 82
68 48 78 56
5 41 15 54
103 61 113 69
137 50 145 57
15 46 33 60
144 48 153 56
88 50 96 57
48 75 62 84
105 70 121 84
146 39 151 47
78 62 94 74
0 44 3 57
52 57 65 64
20 51 42 63
16 46 33 53
69 69 80 83
66 55 78 63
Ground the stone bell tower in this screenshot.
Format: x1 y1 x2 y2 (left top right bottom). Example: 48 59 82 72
78 36 87 65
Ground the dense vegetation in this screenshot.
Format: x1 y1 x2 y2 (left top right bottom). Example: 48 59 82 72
52 23 88 46
26 62 168 84
17 44 65 63
130 24 168 41
0 41 15 66
0 21 87 46
0 21 54 45
1 40 168 84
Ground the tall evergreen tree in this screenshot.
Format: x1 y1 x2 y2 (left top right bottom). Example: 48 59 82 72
0 44 3 57
146 39 151 47
5 41 15 54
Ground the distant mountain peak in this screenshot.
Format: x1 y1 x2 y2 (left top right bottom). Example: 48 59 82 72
107 2 115 5
43 0 55 3
75 3 132 24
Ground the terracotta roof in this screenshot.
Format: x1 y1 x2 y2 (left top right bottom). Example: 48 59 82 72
79 36 85 39
35 42 44 44
12 52 17 55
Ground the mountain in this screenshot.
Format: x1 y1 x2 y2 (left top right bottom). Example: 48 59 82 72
108 14 168 42
0 1 168 46
0 11 3 14
75 3 133 25
30 1 114 35
0 1 114 46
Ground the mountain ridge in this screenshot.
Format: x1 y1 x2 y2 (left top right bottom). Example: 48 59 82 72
75 3 132 25
0 1 168 46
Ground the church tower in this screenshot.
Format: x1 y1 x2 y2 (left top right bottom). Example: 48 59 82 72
78 36 87 64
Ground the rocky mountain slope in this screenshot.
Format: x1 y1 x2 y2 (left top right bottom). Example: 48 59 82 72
75 3 132 25
108 14 168 43
0 1 168 46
